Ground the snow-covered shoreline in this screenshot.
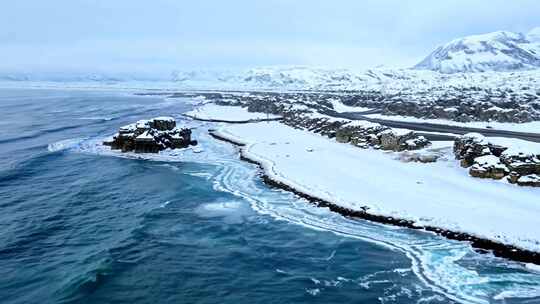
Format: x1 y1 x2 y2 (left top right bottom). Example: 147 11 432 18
184 104 282 123
209 120 540 262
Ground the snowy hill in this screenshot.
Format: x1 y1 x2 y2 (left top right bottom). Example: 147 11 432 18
167 66 540 96
170 66 368 90
415 29 540 73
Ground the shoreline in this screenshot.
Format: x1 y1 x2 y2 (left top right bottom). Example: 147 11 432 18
208 129 540 265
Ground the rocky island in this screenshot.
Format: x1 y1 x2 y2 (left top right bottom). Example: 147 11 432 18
104 117 197 153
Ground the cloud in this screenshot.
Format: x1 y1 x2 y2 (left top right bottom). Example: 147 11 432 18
1 0 539 75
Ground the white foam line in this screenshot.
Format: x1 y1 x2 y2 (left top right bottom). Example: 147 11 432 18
209 152 487 304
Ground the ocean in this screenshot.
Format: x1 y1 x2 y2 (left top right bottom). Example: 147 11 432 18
1 88 540 304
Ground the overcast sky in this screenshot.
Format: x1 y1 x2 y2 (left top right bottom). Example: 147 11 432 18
1 0 539 76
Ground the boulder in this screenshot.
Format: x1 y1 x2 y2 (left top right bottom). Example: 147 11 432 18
149 116 176 131
454 133 540 187
500 150 540 176
469 155 508 179
453 133 492 167
516 174 540 187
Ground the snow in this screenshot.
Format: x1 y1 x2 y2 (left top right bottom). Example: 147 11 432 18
328 98 370 113
215 121 540 252
474 155 501 166
136 131 153 140
366 113 540 133
518 174 540 183
415 29 540 73
153 116 175 122
379 128 413 137
120 123 137 132
185 104 281 122
489 137 540 157
344 120 382 129
2 64 540 94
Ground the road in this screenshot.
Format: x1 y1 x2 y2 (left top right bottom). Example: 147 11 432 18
329 110 540 143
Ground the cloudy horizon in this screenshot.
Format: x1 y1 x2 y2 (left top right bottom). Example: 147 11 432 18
1 0 539 77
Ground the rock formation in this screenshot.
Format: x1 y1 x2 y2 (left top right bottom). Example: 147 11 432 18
103 117 197 153
454 133 540 186
282 110 430 152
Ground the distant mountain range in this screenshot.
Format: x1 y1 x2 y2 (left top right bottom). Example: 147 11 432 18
414 28 540 73
2 28 540 87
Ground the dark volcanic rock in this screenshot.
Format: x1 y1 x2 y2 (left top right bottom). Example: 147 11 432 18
454 133 540 186
453 133 493 167
104 117 197 153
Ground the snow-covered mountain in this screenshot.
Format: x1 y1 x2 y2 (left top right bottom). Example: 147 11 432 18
415 28 540 73
170 66 369 90
168 65 540 95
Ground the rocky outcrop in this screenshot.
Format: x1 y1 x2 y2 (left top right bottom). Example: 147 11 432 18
382 99 540 123
104 117 197 153
282 110 430 152
377 129 429 151
454 133 540 186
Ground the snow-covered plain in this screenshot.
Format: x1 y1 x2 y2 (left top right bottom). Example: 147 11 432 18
185 104 281 122
215 121 540 252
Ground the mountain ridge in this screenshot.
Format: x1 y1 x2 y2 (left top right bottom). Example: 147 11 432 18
414 28 540 73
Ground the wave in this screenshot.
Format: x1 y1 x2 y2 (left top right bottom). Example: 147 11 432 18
48 137 88 152
78 116 116 121
194 201 248 224
0 124 93 145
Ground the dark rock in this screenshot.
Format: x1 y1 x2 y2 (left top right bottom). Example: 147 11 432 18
453 133 491 167
516 174 540 187
469 155 508 179
104 117 196 153
454 133 540 186
500 151 540 176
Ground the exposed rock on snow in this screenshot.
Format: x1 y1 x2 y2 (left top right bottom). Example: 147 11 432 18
454 133 540 186
282 109 430 152
469 155 508 179
169 83 540 125
381 98 540 123
516 174 540 187
103 117 197 153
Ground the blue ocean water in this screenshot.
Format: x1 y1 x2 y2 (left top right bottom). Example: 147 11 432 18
1 88 540 304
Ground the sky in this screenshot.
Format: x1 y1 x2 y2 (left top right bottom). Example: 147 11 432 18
1 0 539 77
